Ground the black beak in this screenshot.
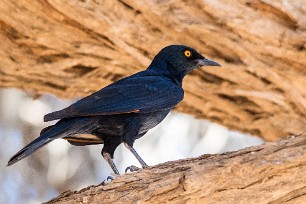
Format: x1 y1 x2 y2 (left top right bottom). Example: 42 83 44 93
196 58 221 67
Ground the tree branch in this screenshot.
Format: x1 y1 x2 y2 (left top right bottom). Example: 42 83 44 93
46 133 306 204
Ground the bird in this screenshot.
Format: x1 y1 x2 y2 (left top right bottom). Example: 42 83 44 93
7 45 220 175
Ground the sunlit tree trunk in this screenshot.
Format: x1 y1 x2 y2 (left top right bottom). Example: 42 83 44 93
1 0 305 141
1 0 305 203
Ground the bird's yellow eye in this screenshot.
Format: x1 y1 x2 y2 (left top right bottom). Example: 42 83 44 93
184 50 191 58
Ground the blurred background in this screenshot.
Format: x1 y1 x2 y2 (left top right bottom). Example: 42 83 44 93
0 88 264 204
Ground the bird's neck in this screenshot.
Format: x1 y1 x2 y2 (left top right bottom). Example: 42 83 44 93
170 74 183 86
147 60 185 86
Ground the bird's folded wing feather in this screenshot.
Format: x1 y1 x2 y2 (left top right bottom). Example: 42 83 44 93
44 75 184 122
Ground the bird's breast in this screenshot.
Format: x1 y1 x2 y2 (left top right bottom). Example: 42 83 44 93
138 110 171 134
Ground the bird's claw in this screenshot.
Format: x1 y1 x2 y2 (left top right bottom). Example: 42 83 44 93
125 165 141 173
107 175 114 181
101 174 116 185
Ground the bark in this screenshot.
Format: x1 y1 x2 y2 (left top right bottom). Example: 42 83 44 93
1 1 306 202
0 0 305 140
45 133 306 204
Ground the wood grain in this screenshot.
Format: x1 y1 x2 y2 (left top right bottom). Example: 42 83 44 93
0 0 305 140
46 133 306 204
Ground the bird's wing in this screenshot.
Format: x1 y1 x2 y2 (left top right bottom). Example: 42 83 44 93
44 75 184 122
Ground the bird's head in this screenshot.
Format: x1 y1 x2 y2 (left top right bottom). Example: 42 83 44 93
148 45 220 80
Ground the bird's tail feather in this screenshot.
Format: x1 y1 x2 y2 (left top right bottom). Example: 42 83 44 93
7 135 53 166
7 120 75 166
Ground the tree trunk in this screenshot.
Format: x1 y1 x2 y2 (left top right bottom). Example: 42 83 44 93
1 1 306 202
45 133 306 204
0 0 305 141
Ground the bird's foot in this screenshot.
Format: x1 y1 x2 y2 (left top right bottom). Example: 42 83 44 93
107 175 114 181
125 165 141 173
101 174 118 185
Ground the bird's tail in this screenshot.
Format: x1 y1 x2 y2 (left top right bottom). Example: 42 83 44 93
7 118 81 166
7 131 54 166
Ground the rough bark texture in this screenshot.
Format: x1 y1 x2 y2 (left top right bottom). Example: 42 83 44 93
0 0 305 141
1 1 306 202
45 133 306 204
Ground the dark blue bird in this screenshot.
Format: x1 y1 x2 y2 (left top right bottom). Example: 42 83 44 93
7 45 220 174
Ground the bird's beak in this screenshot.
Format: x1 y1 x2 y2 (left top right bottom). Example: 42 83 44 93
196 58 221 67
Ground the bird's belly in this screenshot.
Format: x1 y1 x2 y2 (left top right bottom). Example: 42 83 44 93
93 125 124 137
76 110 170 141
138 110 170 133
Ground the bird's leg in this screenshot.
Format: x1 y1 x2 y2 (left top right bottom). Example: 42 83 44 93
122 125 148 172
100 136 121 176
102 151 119 175
124 142 148 168
100 152 118 185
